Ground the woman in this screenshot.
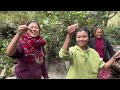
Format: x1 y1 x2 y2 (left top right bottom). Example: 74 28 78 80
89 27 114 79
6 20 49 79
59 24 120 79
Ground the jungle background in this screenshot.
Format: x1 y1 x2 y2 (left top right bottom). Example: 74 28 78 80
0 11 120 79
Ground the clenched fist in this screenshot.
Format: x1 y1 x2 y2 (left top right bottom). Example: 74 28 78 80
67 24 79 36
17 25 28 36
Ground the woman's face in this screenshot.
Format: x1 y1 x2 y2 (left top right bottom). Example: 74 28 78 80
94 29 103 38
27 22 40 38
76 31 89 49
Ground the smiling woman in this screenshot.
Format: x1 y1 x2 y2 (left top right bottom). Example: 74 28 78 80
6 20 49 79
59 24 120 79
89 27 114 79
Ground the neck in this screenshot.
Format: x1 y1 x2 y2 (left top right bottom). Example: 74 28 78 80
80 46 88 51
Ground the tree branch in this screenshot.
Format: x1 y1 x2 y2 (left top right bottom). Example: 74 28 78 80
108 11 117 19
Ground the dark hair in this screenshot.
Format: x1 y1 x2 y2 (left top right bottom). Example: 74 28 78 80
74 27 90 39
26 20 41 30
94 27 103 33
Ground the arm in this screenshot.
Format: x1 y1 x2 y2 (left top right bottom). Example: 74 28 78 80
59 24 78 59
62 34 72 53
62 24 78 52
6 33 22 56
103 50 120 69
6 25 28 56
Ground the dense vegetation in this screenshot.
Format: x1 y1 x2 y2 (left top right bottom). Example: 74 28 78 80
0 11 119 77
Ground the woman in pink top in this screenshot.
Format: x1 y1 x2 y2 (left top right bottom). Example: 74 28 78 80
89 27 114 79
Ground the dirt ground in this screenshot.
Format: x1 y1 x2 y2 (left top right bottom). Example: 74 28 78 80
47 60 67 79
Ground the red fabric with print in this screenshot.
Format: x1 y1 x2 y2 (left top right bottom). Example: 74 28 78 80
98 68 110 79
19 33 46 63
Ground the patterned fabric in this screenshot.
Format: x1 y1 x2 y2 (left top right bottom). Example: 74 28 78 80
19 33 46 63
98 68 110 79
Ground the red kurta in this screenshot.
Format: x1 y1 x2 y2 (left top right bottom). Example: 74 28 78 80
96 38 110 79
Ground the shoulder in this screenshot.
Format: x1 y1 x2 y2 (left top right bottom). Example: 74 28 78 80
89 37 95 42
103 37 109 42
69 45 79 53
89 47 96 52
104 38 112 45
88 47 99 55
90 37 95 40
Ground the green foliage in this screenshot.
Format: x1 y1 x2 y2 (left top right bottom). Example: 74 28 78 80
105 24 120 45
0 56 15 77
0 11 118 77
0 39 10 53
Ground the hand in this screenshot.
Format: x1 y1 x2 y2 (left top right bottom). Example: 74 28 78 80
113 50 120 61
17 25 28 36
67 24 79 36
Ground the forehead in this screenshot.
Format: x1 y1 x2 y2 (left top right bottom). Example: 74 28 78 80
95 28 103 32
76 31 88 36
28 22 39 27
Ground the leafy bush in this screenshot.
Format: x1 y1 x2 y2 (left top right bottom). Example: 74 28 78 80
0 11 118 77
105 24 120 45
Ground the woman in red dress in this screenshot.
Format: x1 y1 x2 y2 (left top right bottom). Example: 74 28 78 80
89 27 114 79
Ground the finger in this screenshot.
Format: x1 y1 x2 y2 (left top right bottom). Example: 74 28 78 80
19 25 28 29
69 24 78 28
68 28 75 32
19 27 27 32
69 29 76 33
68 26 77 31
114 50 120 59
115 50 120 56
27 27 33 33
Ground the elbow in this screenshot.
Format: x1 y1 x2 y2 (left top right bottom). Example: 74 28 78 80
6 46 11 56
6 49 14 56
6 50 11 56
103 64 109 69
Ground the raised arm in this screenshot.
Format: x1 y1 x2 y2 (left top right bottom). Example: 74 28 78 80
6 25 28 56
59 24 79 60
62 24 78 52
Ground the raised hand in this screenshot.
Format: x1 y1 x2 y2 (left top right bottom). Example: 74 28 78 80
67 24 79 36
17 25 28 36
113 50 120 61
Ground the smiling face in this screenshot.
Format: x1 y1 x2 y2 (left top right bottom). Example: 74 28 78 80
27 22 40 38
76 31 89 50
94 28 103 39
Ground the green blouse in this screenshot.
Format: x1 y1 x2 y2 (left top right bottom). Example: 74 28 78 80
59 45 105 79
